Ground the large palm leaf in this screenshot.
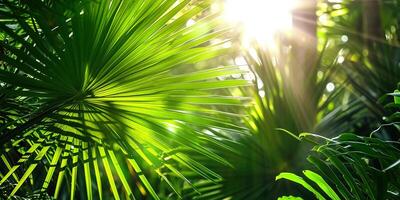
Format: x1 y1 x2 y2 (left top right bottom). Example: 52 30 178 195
0 0 248 198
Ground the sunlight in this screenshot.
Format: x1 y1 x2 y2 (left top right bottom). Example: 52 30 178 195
223 0 295 47
326 82 335 92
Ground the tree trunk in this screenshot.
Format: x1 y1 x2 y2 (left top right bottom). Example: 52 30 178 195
290 0 318 131
362 0 383 48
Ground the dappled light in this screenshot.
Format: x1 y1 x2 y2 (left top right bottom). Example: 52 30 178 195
0 0 399 199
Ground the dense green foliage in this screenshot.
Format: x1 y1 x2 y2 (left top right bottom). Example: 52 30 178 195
0 0 399 199
276 89 400 200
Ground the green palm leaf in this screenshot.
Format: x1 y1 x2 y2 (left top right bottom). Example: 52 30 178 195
278 89 400 200
0 0 248 198
277 133 400 200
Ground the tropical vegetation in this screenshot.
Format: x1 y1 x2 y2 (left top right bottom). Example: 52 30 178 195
0 0 399 199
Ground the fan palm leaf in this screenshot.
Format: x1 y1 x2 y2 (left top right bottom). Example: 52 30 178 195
0 0 248 198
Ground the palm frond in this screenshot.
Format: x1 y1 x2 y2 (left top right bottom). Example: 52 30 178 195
0 0 248 198
276 90 400 199
183 38 343 199
277 132 400 200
